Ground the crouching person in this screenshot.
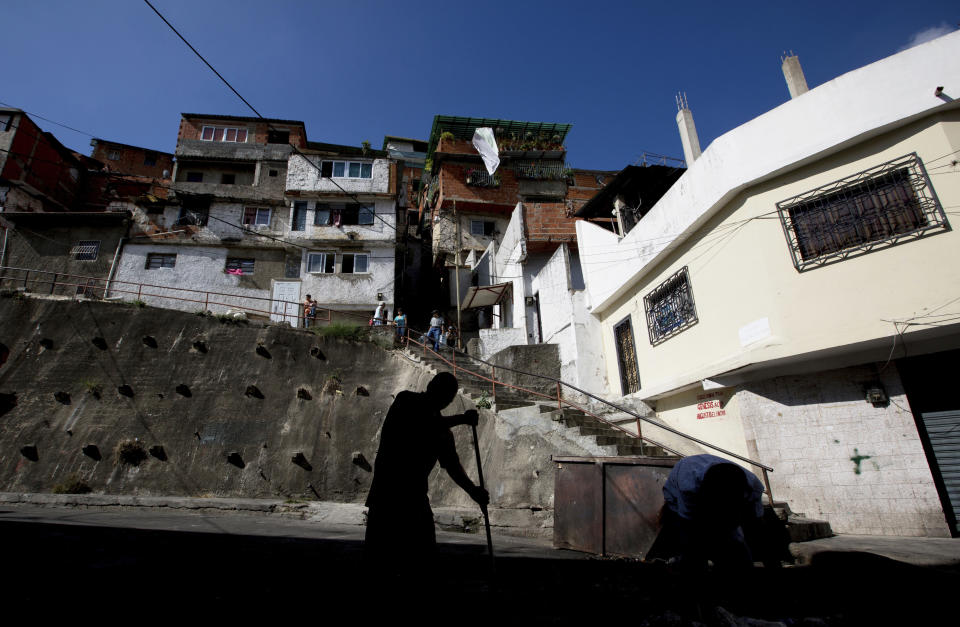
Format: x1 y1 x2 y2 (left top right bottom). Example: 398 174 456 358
647 454 788 571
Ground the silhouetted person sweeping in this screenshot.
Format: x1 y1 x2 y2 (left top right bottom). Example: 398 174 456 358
364 372 489 573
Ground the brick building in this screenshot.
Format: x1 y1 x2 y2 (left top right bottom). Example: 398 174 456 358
89 138 173 179
0 107 91 213
109 113 309 318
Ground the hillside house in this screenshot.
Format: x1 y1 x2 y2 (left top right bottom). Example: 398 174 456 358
577 33 960 536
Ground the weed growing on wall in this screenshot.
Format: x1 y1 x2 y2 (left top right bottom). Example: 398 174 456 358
52 473 92 494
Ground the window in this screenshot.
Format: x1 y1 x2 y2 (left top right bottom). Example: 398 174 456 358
267 130 290 144
315 203 375 226
614 316 641 395
269 169 278 177
225 258 255 275
200 126 248 142
314 204 331 226
243 207 271 226
307 252 335 273
643 267 697 345
177 206 209 226
145 253 176 269
185 172 203 183
470 220 496 236
0 114 11 132
777 153 948 271
320 161 373 179
221 173 236 185
291 201 307 231
341 253 368 274
144 153 157 167
107 150 121 161
72 240 100 261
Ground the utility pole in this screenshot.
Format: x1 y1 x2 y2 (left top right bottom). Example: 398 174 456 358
453 200 463 349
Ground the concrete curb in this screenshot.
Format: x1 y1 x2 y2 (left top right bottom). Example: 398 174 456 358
0 493 554 537
0 492 285 513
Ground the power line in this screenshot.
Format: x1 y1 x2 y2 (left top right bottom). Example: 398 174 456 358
141 0 400 235
0 101 97 138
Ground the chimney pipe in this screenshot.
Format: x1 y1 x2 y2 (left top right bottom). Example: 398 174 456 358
781 51 809 99
675 92 701 165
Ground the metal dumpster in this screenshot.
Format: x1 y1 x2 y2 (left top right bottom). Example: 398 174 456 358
553 455 678 558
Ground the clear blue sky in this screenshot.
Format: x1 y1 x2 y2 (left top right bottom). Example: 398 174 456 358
1 1 956 170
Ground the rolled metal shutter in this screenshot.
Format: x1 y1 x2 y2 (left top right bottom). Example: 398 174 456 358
921 410 960 529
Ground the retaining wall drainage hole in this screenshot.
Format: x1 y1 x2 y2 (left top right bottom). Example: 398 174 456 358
355 386 369 397
142 335 158 348
149 445 167 461
175 384 192 397
91 337 108 350
82 444 102 461
20 444 38 461
309 346 326 360
117 384 135 398
38 338 53 350
255 345 272 359
227 452 245 468
54 391 71 405
192 340 208 353
0 392 16 417
297 388 312 400
245 385 264 399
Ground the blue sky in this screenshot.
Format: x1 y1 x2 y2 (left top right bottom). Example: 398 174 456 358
1 1 956 170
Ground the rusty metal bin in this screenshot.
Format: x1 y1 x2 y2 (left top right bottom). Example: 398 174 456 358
553 455 678 558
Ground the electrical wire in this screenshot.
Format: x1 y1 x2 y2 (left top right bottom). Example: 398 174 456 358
141 0 400 235
0 101 98 138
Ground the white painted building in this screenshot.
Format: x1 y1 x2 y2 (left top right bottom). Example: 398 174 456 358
284 145 397 318
577 32 960 536
471 202 608 398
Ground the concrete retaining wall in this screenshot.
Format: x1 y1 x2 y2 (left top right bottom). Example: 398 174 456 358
0 296 606 536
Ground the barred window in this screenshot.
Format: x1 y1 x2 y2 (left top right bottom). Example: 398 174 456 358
643 267 697 345
225 258 255 275
72 240 100 261
145 253 176 269
776 153 947 271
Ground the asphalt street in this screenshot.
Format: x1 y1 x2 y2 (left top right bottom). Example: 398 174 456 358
2 503 957 624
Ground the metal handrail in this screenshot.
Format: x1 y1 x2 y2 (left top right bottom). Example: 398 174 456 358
0 264 331 324
404 324 774 499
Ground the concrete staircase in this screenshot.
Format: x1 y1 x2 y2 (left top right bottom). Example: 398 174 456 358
403 345 833 544
404 347 669 458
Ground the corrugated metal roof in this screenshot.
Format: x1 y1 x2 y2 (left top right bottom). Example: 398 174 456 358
426 115 572 165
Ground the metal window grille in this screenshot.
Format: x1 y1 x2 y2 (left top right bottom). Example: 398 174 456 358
643 267 697 345
465 168 500 188
72 240 100 261
510 160 567 181
614 317 641 394
177 207 208 226
145 253 176 269
776 153 947 271
225 258 255 275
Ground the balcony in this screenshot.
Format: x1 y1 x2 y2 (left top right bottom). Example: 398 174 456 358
510 160 568 181
465 168 501 188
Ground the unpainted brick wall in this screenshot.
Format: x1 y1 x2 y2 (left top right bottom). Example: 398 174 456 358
92 142 173 179
178 118 307 148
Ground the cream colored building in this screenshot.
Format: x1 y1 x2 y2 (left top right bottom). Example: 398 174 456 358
577 32 960 537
